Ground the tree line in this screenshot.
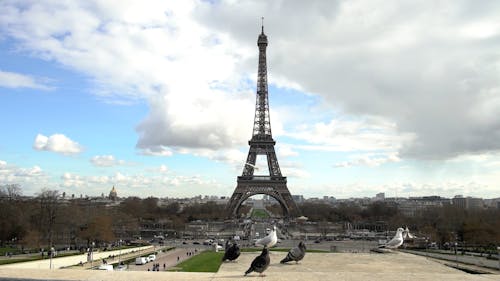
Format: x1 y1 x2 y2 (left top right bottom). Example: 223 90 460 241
296 201 500 250
0 184 226 251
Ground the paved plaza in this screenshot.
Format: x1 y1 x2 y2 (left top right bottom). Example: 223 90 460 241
1 251 499 280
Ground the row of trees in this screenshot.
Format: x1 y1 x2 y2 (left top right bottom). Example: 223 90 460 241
0 184 228 250
2 184 498 251
294 201 500 249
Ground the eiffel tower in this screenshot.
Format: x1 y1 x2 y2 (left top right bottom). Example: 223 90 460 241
227 23 300 219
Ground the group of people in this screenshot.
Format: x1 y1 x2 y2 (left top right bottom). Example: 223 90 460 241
147 263 164 271
185 249 197 257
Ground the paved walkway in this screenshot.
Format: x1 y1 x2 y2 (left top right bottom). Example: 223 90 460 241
1 251 500 280
402 249 500 271
0 246 153 270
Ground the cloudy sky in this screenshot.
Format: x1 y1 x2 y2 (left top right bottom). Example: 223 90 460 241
1 0 499 199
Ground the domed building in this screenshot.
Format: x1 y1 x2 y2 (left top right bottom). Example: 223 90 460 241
109 185 118 201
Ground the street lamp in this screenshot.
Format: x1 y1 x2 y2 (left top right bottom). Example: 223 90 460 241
90 242 95 269
49 246 54 269
497 246 499 271
118 239 122 264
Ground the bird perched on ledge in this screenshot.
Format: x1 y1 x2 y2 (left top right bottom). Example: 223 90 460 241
255 225 277 248
280 241 306 264
222 240 240 262
245 247 270 277
379 227 405 249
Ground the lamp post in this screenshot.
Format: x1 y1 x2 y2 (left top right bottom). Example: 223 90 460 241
497 246 499 271
118 239 122 264
90 241 95 269
49 246 54 269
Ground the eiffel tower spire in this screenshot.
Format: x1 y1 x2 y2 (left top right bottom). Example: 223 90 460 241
226 23 299 219
253 17 271 139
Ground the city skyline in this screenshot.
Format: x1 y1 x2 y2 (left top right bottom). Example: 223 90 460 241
1 1 500 199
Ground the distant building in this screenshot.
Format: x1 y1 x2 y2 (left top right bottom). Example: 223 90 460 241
323 196 336 204
397 196 450 217
109 186 118 201
452 195 483 209
292 195 304 204
467 197 484 209
452 195 466 208
374 192 385 201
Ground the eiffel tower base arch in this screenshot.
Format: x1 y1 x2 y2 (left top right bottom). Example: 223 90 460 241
227 176 300 219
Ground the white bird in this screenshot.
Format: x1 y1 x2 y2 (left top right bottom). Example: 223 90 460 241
245 162 259 170
403 226 416 239
255 226 277 248
380 227 405 249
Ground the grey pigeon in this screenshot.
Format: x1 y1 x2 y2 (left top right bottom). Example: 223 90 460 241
280 241 306 264
222 240 240 262
244 247 270 276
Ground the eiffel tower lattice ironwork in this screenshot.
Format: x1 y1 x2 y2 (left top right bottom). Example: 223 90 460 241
227 23 300 218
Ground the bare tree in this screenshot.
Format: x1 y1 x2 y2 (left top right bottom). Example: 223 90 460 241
0 184 22 200
37 189 60 249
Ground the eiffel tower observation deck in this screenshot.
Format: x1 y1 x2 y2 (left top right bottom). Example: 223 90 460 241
227 22 300 219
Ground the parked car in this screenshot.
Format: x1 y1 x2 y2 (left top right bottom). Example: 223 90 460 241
97 264 113 271
135 257 147 265
115 264 127 271
148 254 156 262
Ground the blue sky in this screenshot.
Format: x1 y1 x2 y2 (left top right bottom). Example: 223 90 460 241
1 1 500 199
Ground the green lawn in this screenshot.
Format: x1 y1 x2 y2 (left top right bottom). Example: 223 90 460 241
251 209 269 218
169 251 224 272
0 247 19 256
0 257 38 265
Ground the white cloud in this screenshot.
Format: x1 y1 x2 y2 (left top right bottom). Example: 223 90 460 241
277 145 299 158
159 165 168 173
90 155 125 167
335 153 401 168
1 1 255 155
195 1 500 160
289 117 414 153
33 133 83 155
61 172 85 188
138 146 173 157
0 69 51 90
57 170 223 197
0 160 49 190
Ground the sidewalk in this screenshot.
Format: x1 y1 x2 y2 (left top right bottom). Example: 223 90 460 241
0 245 153 270
0 251 499 280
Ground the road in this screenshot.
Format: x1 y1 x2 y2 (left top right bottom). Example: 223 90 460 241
126 247 201 271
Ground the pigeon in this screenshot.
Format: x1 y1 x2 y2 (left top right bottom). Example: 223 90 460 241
222 240 240 262
280 241 306 264
244 247 270 277
255 226 277 248
379 227 405 249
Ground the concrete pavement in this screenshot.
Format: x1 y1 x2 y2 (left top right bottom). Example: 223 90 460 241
1 251 500 280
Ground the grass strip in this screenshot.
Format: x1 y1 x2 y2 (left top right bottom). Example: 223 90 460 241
169 251 224 272
0 257 39 265
250 209 269 218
